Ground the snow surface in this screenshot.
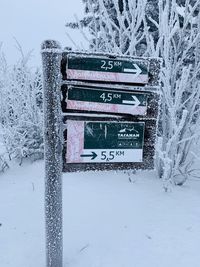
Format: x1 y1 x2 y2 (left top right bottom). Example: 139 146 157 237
0 161 200 267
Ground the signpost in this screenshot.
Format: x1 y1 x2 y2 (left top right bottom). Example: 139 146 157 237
65 54 149 84
62 85 148 116
42 40 161 267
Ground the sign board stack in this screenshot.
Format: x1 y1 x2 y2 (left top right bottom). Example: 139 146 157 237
61 52 161 172
41 40 161 267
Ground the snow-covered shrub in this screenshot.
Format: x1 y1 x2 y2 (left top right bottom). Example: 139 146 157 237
67 0 200 188
0 45 43 165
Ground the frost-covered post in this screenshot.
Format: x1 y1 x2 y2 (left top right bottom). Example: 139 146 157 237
41 40 63 267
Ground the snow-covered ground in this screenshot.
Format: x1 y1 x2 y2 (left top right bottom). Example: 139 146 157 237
0 161 200 267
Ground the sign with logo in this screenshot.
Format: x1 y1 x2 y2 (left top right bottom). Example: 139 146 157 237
66 120 145 163
66 55 149 84
65 86 148 116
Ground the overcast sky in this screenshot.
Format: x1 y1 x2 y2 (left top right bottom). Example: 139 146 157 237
0 0 87 66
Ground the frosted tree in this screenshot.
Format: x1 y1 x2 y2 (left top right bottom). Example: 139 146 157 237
145 0 200 189
66 0 147 55
66 0 200 189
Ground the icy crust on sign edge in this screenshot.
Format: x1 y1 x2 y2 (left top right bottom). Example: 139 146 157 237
62 80 160 92
64 50 161 61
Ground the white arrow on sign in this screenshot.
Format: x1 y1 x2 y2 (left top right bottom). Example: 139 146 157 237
123 64 142 76
122 95 140 107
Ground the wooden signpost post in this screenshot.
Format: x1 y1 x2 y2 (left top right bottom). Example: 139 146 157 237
41 40 63 267
42 40 161 267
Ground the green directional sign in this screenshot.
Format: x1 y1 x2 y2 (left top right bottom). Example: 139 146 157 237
68 56 148 74
66 86 148 115
68 87 147 106
67 120 145 163
66 54 149 84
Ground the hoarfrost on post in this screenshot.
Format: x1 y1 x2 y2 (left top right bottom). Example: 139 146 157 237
41 40 63 267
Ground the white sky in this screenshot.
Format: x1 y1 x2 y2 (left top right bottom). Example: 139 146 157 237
0 0 87 66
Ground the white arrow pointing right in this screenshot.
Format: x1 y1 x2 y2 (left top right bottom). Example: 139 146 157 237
123 63 142 77
122 95 140 106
